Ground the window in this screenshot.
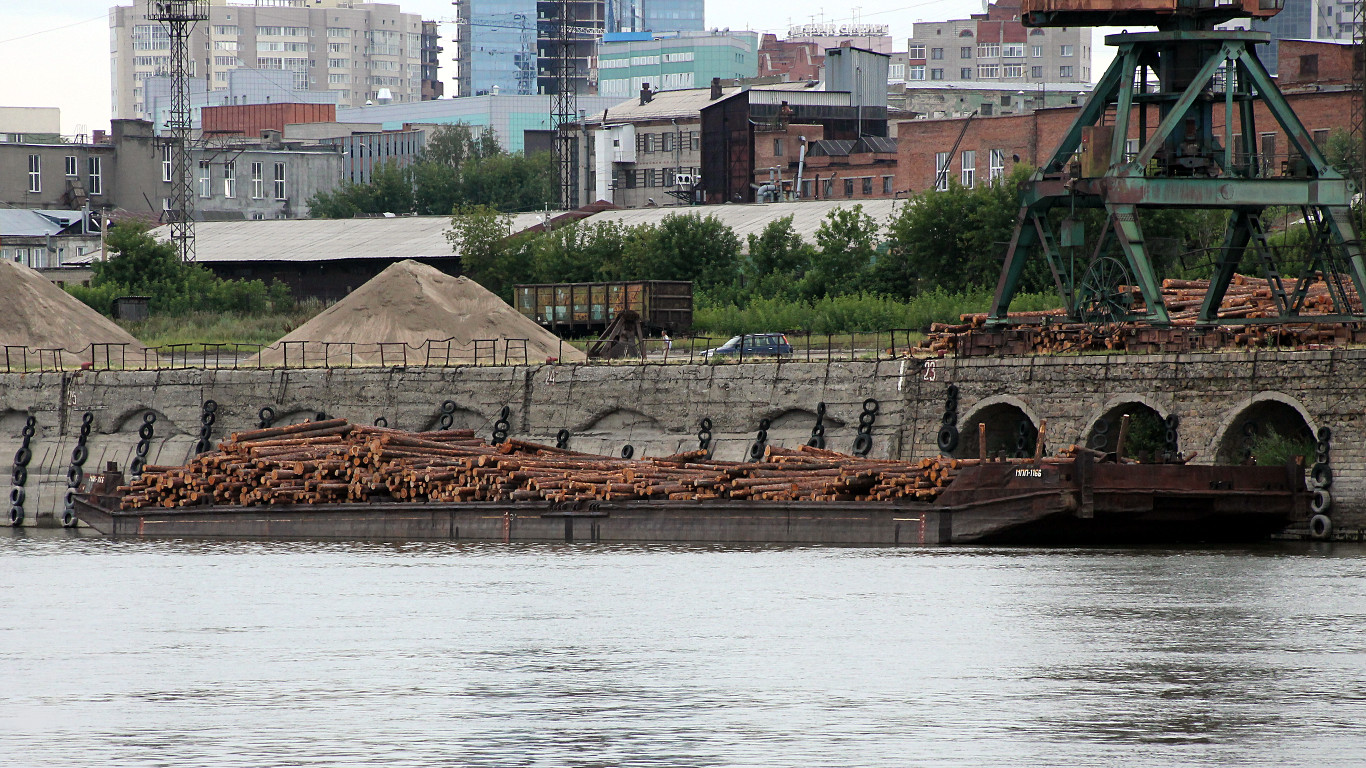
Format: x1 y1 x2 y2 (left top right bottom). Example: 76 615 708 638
960 67 973 79
882 176 893 195
960 46 972 58
1004 64 1024 78
989 148 1005 181
1300 54 1319 77
931 47 944 60
890 63 905 80
198 160 211 197
1031 45 1043 58
88 157 102 195
961 150 976 189
1125 138 1139 159
843 178 854 198
161 145 172 182
1002 94 1012 106
1313 129 1330 147
935 152 950 191
931 68 944 80
773 138 784 156
978 43 1000 58
273 162 286 200
822 178 833 198
1031 66 1044 78
1060 45 1074 56
1059 65 1074 78
908 44 925 59
1002 43 1025 57
909 65 926 80
978 64 1000 78
27 155 40 193
224 161 236 198
861 177 873 195
251 162 264 198
663 132 674 152
64 155 77 177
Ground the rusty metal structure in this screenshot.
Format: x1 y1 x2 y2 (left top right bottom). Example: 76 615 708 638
145 0 208 263
990 0 1366 326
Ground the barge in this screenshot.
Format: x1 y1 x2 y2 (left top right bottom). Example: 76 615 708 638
75 454 1308 545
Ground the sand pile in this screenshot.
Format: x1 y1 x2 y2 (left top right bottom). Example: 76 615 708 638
254 260 585 366
0 260 147 362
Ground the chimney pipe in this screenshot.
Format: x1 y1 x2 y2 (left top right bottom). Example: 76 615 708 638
710 77 722 100
640 83 653 105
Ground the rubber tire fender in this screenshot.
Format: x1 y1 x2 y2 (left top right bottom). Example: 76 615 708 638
8 487 24 506
1310 488 1333 515
14 447 32 467
862 398 879 414
852 433 873 456
1316 426 1332 443
1308 513 1333 540
937 425 959 453
620 444 635 460
748 441 766 461
441 400 457 414
807 435 826 449
61 508 79 529
138 423 155 440
8 505 23 527
202 399 218 414
143 412 157 425
135 441 151 459
1310 462 1333 489
374 417 388 428
71 444 89 467
11 466 27 487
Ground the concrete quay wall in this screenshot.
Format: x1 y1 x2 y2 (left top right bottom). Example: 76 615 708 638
2 351 1363 533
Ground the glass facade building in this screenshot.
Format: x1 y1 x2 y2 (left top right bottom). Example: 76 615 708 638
463 0 538 96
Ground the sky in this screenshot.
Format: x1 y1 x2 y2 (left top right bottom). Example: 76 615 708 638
0 0 1091 135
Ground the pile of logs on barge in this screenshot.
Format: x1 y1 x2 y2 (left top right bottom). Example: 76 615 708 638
75 419 1310 546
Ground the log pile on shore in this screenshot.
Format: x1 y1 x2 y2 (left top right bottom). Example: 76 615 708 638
116 419 1029 510
921 274 1364 356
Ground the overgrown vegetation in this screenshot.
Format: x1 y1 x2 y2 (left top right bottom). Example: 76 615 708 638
66 222 294 319
115 302 325 348
1248 427 1315 468
308 124 558 217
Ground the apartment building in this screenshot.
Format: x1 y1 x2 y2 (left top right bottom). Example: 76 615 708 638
904 0 1091 90
110 0 440 120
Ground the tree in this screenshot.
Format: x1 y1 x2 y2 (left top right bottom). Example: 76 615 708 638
456 152 559 212
744 216 815 302
425 124 501 170
807 204 880 298
880 165 1038 298
634 213 741 294
67 222 289 317
307 160 414 218
444 205 535 300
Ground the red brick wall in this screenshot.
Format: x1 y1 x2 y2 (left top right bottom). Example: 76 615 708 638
758 34 824 82
895 89 1352 195
1279 40 1355 87
201 103 338 137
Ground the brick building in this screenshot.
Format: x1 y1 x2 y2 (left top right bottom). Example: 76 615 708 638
895 78 1354 195
756 34 824 82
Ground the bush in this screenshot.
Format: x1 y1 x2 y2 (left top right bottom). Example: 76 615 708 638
65 222 294 318
692 289 1062 336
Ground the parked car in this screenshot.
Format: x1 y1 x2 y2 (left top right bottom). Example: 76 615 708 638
703 333 793 360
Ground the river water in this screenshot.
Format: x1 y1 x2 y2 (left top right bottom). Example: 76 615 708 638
2 532 1364 768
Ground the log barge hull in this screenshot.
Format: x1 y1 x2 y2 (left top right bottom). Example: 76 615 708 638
75 455 1307 545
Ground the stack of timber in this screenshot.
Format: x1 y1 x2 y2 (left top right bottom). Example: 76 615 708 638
921 274 1366 356
117 419 1005 510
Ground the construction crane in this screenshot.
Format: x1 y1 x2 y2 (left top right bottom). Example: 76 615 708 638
989 0 1366 327
444 3 603 209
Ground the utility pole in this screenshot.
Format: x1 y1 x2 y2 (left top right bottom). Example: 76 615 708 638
146 0 208 262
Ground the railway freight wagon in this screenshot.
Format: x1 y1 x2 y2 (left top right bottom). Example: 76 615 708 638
514 281 693 336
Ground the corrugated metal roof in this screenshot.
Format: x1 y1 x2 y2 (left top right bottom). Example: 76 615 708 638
0 209 68 237
150 213 552 263
575 199 909 248
590 87 742 124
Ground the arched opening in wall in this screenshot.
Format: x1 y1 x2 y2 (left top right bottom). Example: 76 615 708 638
1216 400 1314 466
1084 403 1167 461
955 403 1036 460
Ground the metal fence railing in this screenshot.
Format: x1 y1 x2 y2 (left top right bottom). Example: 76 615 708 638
1 331 931 373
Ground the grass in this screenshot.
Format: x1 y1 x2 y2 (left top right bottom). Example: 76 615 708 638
117 300 327 350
